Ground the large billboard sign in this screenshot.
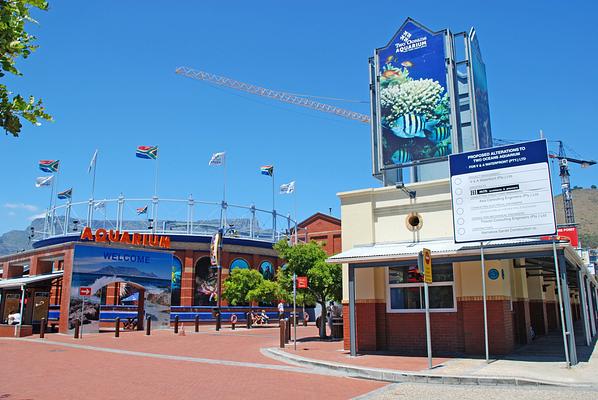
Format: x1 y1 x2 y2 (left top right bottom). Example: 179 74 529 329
69 244 173 333
449 139 556 243
468 28 493 149
376 19 452 168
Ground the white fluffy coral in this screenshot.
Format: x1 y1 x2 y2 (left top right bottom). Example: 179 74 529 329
380 79 443 122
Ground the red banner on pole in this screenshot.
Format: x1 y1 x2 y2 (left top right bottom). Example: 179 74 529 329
297 276 308 289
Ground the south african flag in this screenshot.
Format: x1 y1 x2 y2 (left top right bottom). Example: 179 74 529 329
136 146 158 160
260 165 273 176
39 160 60 173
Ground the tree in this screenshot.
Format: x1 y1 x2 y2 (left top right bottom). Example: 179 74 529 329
247 279 284 305
222 268 263 306
1 0 52 137
274 240 342 338
591 185 597 190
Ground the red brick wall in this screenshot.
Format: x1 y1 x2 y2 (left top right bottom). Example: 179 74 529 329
512 300 531 345
344 299 515 356
546 301 559 331
529 300 548 336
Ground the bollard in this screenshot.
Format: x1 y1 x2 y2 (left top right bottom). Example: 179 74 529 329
195 315 200 333
279 319 286 348
73 319 80 339
174 315 179 334
146 315 151 336
215 311 221 331
232 321 236 330
303 312 308 327
115 317 120 338
40 317 46 339
286 318 291 343
246 312 252 329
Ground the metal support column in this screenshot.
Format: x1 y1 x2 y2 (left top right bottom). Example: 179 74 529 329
348 265 357 357
117 194 125 231
151 196 158 234
64 200 72 235
187 195 194 234
272 210 277 241
585 278 596 337
250 205 256 239
558 252 578 365
578 271 591 345
87 199 93 229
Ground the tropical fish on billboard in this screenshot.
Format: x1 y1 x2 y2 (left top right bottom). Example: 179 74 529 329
390 113 438 139
425 124 451 143
433 139 452 157
391 147 412 164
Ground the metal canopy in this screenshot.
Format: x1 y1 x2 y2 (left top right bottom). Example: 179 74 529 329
327 238 587 274
0 271 63 289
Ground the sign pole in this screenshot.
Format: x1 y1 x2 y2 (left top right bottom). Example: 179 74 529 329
81 295 85 339
293 273 297 350
420 250 432 369
553 237 571 367
480 242 489 362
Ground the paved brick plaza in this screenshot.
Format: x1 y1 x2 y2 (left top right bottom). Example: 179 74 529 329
0 326 385 400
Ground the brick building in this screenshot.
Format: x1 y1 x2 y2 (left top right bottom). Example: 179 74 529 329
0 233 283 335
297 212 342 256
327 179 598 364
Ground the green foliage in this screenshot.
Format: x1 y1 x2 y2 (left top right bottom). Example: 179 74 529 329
223 268 286 306
274 239 342 306
222 268 263 306
0 0 52 137
274 240 341 338
247 279 283 305
591 185 597 190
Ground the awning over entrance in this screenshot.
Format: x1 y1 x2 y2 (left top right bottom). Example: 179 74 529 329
0 271 64 289
327 238 586 271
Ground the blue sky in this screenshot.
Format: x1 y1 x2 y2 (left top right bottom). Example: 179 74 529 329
0 0 596 233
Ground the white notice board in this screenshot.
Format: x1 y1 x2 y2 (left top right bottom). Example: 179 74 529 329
449 139 556 243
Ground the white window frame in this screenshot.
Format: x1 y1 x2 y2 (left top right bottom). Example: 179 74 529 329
386 265 457 313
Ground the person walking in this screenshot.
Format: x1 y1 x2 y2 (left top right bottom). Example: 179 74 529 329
277 300 285 320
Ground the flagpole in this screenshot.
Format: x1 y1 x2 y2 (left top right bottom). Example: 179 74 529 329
154 150 159 198
294 187 298 245
90 150 98 229
50 169 59 236
222 156 227 229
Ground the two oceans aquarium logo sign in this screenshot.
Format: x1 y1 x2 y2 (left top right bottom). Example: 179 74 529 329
377 20 452 167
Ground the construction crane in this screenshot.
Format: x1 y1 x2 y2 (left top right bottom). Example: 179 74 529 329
175 66 371 124
549 141 596 224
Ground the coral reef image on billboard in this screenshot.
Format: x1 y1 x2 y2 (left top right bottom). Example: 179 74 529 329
377 20 451 166
69 244 173 333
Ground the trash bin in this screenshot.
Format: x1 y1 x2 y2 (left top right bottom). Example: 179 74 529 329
331 317 343 339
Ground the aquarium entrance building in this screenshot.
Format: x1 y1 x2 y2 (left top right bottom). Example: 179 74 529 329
0 241 174 335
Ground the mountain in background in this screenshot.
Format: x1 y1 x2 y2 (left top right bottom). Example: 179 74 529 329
554 188 598 248
91 266 159 278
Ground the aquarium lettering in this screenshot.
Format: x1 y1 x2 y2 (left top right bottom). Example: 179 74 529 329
102 252 150 263
395 35 427 53
79 227 171 249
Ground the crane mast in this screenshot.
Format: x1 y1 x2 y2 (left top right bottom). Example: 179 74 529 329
175 67 371 124
549 140 596 225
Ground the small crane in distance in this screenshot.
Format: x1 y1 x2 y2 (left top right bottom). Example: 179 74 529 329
549 140 596 225
175 66 371 124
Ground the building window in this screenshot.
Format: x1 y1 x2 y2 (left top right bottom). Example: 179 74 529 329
259 261 274 280
171 256 182 307
386 264 456 313
229 258 250 272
